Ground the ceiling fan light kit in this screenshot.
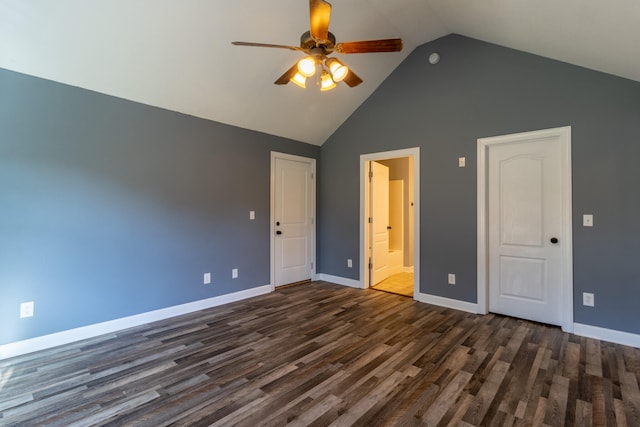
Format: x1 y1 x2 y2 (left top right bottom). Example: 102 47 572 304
326 58 348 82
232 0 402 91
297 57 317 77
320 70 336 91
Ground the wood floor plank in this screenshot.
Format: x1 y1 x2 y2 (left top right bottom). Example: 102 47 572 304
544 374 570 426
422 370 473 425
2 281 640 426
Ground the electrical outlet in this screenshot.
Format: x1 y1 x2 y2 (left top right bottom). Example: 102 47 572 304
448 274 456 285
203 272 211 285
20 301 34 318
250 211 255 220
232 268 238 279
347 259 353 268
583 214 594 227
583 292 595 307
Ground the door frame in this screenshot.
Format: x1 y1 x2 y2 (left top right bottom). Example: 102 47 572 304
270 151 316 291
477 126 573 332
360 148 420 297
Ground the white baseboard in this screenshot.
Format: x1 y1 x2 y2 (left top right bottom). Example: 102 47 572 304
415 292 478 314
574 323 640 349
316 273 363 289
403 266 415 273
0 285 272 360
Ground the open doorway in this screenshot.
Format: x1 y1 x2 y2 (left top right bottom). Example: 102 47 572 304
360 148 419 298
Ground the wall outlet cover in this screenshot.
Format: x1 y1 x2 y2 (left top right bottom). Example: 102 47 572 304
448 273 456 285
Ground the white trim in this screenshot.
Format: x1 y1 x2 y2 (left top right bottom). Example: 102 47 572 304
360 148 420 298
0 285 272 360
477 126 573 333
574 323 640 349
316 273 363 289
403 267 415 273
270 152 317 290
415 292 478 314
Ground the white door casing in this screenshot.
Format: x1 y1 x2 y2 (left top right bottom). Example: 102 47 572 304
370 161 390 286
360 148 420 297
271 152 315 288
477 127 573 332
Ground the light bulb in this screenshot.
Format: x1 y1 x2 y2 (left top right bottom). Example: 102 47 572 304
290 72 306 88
320 71 336 91
326 58 348 82
297 57 316 77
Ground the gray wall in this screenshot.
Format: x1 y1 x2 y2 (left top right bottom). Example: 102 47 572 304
319 34 640 334
0 68 319 345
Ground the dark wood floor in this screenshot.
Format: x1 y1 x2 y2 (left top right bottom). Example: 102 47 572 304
2 281 640 426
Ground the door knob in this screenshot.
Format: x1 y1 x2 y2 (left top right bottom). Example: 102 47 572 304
276 230 282 235
550 237 559 244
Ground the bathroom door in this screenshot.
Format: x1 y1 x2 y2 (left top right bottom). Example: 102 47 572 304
370 161 389 286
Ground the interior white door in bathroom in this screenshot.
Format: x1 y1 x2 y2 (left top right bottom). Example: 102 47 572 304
370 161 389 286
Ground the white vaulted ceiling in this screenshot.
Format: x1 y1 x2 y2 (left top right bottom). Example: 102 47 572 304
1 0 639 145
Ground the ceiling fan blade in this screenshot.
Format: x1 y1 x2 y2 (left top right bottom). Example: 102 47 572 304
343 68 363 87
274 63 299 85
309 0 331 42
335 38 403 54
232 41 305 52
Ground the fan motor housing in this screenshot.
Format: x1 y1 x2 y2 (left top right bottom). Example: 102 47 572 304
300 31 336 51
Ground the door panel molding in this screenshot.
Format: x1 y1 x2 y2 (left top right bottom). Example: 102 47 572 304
477 126 573 332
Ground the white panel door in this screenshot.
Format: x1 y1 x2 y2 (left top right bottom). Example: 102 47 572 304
371 161 390 286
274 157 313 287
488 137 563 325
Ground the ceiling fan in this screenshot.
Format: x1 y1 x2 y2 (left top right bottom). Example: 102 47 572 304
232 0 402 91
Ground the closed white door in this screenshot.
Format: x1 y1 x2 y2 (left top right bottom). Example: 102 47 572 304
371 161 389 286
273 155 314 287
488 137 564 325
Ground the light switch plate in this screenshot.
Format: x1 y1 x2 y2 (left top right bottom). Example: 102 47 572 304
583 214 593 227
203 272 211 284
448 274 456 285
232 268 238 279
20 301 34 318
583 292 595 307
458 157 466 168
250 211 255 220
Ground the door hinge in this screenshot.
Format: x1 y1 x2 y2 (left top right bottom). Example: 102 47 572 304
311 262 314 270
311 217 314 225
311 172 314 180
368 217 373 224
369 171 373 181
